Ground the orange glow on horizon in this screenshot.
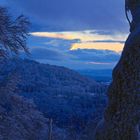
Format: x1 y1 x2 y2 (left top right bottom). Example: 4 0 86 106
30 31 127 53
30 31 127 42
31 32 77 40
71 42 124 52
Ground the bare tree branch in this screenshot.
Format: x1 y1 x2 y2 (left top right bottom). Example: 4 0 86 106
0 7 30 58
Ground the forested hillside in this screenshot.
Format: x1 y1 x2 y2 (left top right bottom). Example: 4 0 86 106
0 59 105 95
0 58 107 139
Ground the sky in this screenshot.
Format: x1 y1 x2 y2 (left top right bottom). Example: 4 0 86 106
0 0 130 69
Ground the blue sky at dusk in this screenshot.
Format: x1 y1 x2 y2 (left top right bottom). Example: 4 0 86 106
0 0 130 69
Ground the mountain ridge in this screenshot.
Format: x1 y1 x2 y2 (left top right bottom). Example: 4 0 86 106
0 58 105 95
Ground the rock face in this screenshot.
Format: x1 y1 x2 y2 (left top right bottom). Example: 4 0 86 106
95 1 140 140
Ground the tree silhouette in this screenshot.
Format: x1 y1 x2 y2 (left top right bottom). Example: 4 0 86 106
0 7 29 58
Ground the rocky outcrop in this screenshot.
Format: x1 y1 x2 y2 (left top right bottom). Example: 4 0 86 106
95 1 140 140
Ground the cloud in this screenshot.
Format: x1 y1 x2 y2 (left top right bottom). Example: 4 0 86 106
25 32 122 69
68 49 120 63
71 42 124 52
30 30 127 52
30 48 66 61
30 30 127 42
29 48 120 69
0 0 126 69
92 40 125 44
86 61 116 65
26 36 121 69
28 35 80 52
2 0 129 32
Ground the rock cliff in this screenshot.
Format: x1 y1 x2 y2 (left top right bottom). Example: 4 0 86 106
95 1 140 140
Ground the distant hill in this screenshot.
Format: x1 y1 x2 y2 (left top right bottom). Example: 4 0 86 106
0 59 106 95
0 59 107 137
78 69 112 83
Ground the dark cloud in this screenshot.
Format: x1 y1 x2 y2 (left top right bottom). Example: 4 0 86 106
28 36 80 50
2 0 129 32
26 46 120 69
68 49 120 63
0 1 124 69
92 40 125 44
30 48 66 60
25 35 121 69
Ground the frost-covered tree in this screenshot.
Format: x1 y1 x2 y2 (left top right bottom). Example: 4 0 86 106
0 7 29 58
0 7 51 140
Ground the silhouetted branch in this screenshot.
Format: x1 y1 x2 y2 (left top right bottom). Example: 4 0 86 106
0 7 30 58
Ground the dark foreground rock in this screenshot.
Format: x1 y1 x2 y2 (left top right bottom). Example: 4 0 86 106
95 1 140 140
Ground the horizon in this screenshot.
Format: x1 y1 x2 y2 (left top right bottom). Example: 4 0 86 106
0 0 130 69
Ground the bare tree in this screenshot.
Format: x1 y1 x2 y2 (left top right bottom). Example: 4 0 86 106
0 7 30 58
